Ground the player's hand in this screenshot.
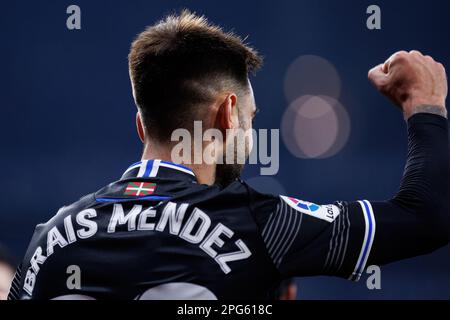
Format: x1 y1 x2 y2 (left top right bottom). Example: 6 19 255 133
368 50 447 119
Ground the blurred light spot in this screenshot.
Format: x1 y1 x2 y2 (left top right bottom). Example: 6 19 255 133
281 95 350 159
284 55 341 102
246 176 286 196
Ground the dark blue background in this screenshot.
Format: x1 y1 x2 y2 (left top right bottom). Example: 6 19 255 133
1 0 449 299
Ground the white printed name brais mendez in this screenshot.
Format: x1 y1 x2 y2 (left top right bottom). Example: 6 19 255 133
23 201 252 295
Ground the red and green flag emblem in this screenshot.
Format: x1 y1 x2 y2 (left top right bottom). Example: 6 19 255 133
124 182 156 196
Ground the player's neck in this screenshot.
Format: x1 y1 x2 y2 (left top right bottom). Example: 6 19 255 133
141 142 216 185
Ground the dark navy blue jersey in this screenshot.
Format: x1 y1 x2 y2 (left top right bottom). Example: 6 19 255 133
7 160 372 300
7 114 450 300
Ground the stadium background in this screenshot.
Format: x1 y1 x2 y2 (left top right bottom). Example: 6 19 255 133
1 0 449 299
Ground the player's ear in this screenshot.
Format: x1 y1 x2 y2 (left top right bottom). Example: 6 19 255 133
136 111 145 143
216 93 238 131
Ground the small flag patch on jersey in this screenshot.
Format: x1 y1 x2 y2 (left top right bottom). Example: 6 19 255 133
124 182 156 196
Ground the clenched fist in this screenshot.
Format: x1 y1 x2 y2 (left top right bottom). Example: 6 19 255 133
368 50 448 119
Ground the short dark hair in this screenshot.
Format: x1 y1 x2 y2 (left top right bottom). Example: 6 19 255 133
128 10 262 141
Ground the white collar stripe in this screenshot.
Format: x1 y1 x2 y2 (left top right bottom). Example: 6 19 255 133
137 160 148 178
159 162 195 176
123 159 195 178
148 159 161 177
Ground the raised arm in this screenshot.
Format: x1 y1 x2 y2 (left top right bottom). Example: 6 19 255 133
364 50 449 265
249 50 449 280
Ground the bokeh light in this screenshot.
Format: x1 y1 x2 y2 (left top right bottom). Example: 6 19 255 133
284 55 341 102
281 95 350 159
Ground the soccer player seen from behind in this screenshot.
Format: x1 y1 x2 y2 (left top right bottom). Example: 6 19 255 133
8 11 449 300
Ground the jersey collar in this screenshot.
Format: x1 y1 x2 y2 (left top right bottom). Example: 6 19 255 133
121 159 197 182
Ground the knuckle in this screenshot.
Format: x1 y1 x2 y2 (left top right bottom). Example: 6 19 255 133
368 64 382 78
393 52 408 63
396 51 408 58
410 50 422 56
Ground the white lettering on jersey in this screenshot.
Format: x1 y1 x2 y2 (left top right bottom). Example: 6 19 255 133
199 223 253 274
107 204 141 233
137 207 156 231
200 223 234 258
47 226 69 256
23 201 252 296
23 209 98 296
76 209 98 238
215 239 252 274
156 202 188 235
179 208 211 244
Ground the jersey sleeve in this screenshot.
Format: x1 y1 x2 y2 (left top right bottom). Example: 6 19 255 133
245 184 373 281
245 113 450 281
266 198 374 281
7 263 22 300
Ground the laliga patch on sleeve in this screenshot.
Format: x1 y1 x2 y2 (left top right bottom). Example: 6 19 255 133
280 195 341 223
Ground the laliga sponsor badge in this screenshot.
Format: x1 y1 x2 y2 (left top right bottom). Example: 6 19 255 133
280 195 340 222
